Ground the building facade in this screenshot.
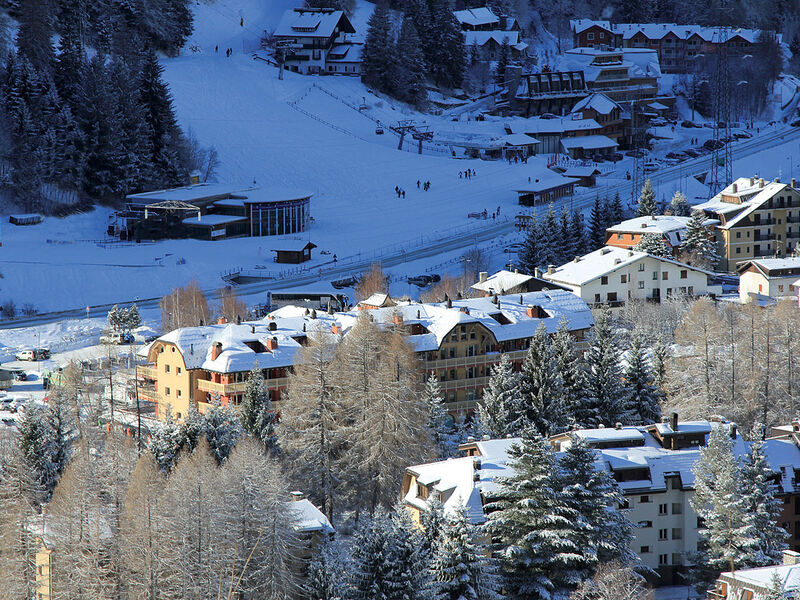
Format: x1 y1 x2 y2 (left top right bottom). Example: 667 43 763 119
542 246 722 307
695 177 800 272
738 257 800 302
605 215 694 256
273 8 358 75
561 47 661 103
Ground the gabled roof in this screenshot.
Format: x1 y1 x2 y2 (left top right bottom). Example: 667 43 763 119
463 30 520 47
514 172 578 193
560 135 618 150
570 19 612 34
607 215 691 247
571 93 620 116
274 8 355 39
270 240 317 253
695 177 790 230
453 7 498 27
471 269 534 293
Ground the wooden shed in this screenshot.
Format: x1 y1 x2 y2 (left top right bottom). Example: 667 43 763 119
271 240 317 264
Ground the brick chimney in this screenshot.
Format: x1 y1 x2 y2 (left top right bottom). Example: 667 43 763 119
211 342 222 361
217 317 227 325
331 324 341 334
479 271 488 283
290 491 305 502
266 337 279 351
670 411 679 431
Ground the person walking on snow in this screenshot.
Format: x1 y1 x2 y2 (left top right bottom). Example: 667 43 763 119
417 180 420 188
240 17 244 26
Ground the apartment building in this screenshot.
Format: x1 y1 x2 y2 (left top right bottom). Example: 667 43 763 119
569 20 774 74
138 286 593 419
542 246 722 307
738 257 800 302
273 8 359 75
695 176 800 272
561 47 661 103
403 417 755 585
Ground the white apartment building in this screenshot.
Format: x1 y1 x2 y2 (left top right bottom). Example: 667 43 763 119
737 257 800 303
542 246 722 307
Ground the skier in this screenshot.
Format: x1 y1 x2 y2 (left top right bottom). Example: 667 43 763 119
402 190 406 199
417 180 420 188
215 45 218 53
240 17 244 26
333 254 337 262
459 171 463 178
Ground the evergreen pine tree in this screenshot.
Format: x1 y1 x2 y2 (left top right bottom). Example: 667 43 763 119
739 439 788 567
52 105 85 190
559 207 576 265
18 402 68 501
681 210 719 269
307 536 348 600
519 323 566 436
405 0 432 67
148 411 184 472
609 192 625 223
432 505 503 600
540 203 561 268
552 317 585 427
519 215 543 274
622 331 663 425
361 1 397 95
690 425 750 592
203 401 244 464
669 191 691 216
478 353 525 437
396 18 428 107
570 209 589 257
423 374 457 458
589 196 608 250
428 0 465 89
637 179 657 217
421 496 447 557
495 38 511 85
15 0 56 73
579 308 625 427
240 365 279 455
764 572 787 600
558 438 636 578
485 432 584 599
634 232 672 257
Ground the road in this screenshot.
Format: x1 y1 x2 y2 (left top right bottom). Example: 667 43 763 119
5 123 800 329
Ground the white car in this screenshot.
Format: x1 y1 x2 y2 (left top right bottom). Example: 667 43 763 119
15 349 35 361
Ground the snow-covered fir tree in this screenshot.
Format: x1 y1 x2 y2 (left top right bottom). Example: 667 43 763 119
579 308 625 427
520 323 566 436
478 353 525 437
485 432 584 599
622 331 664 425
18 401 71 502
360 1 397 95
421 496 447 556
552 317 585 427
634 232 671 257
495 38 511 84
423 374 458 458
636 179 657 217
240 365 279 455
432 505 503 600
428 0 465 89
519 215 543 274
570 208 589 258
690 425 749 591
669 191 691 216
148 411 184 472
559 207 577 266
609 192 626 223
739 439 788 567
764 572 787 600
681 210 720 269
306 536 349 600
202 400 244 464
396 18 428 107
539 203 561 269
558 437 636 569
589 195 609 250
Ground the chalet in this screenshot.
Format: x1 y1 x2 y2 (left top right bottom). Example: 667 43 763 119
737 257 800 303
694 176 800 272
542 246 721 307
561 166 601 187
514 173 578 206
605 215 694 256
271 240 317 264
471 269 570 296
561 47 661 104
570 93 624 144
274 8 357 75
454 6 526 61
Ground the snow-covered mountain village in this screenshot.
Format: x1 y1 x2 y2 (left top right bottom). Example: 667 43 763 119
4 0 800 598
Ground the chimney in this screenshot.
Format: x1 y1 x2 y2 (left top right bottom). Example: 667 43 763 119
519 295 524 304
598 423 605 429
467 436 476 443
393 313 403 325
792 419 800 432
328 304 334 315
217 317 227 325
573 256 580 263
268 321 277 332
417 309 421 319
547 264 555 275
783 550 800 565
730 422 738 439
526 305 538 318
473 458 482 470
446 298 452 308
482 434 490 441
670 411 679 431
235 315 241 325
641 222 648 228
290 491 305 502
211 342 222 361
792 178 797 189
459 307 470 314
266 337 279 351
479 271 488 283
651 215 656 221
775 177 780 183
190 343 194 355
731 183 738 193
304 308 310 315
534 267 541 278
493 294 500 305
749 176 755 186
251 325 256 334
311 309 317 319
331 324 341 334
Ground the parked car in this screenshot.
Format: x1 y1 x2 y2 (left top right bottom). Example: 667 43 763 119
504 243 524 253
791 119 800 128
643 160 660 172
540 113 558 120
682 149 700 158
99 331 134 344
702 139 724 150
15 349 35 361
11 370 27 381
665 152 683 159
608 152 623 162
650 117 668 127
407 275 432 287
625 149 646 158
733 131 752 139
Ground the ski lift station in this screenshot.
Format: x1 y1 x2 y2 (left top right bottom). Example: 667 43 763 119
115 183 312 241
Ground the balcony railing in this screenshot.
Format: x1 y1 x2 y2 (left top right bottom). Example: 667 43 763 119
427 350 528 370
138 387 160 404
439 376 490 391
197 377 289 396
137 365 157 380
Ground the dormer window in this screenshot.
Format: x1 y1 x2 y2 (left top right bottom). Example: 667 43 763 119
244 340 267 353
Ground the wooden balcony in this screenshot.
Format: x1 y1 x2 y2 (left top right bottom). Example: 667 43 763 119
137 364 157 380
138 387 160 404
426 349 528 370
196 377 288 396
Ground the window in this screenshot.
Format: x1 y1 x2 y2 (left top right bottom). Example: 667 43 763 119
652 271 658 280
639 520 653 528
662 271 669 280
617 233 623 240
177 390 182 398
640 545 651 553
736 231 741 238
680 269 687 279
659 554 669 565
165 387 170 396
780 285 785 292
640 495 651 503
659 528 668 540
688 286 694 295
177 367 182 375
601 276 608 285
621 274 627 283
607 292 618 302
672 503 683 515
736 247 741 254
165 364 170 373
638 281 645 289
588 32 595 40
594 293 601 303
638 263 645 271
659 503 668 515
672 528 683 540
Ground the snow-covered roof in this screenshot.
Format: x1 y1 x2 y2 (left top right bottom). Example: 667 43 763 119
562 48 661 82
508 116 601 136
720 563 800 593
501 133 540 146
560 135 618 150
571 93 619 116
326 42 363 63
127 183 255 204
471 270 533 294
570 19 611 34
287 499 335 534
453 7 498 27
182 214 247 226
613 22 767 44
270 240 316 253
514 172 578 193
653 420 712 436
463 30 519 48
274 8 354 39
562 166 601 178
607 215 691 247
543 246 714 287
738 257 800 276
573 426 646 445
359 292 394 307
694 177 789 230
